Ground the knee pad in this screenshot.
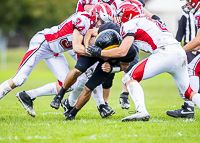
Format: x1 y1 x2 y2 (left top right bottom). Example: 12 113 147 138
12 75 28 87
122 73 132 85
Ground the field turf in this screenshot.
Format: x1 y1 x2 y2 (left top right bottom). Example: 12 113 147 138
0 48 199 143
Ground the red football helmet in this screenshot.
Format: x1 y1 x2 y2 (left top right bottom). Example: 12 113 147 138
117 0 144 23
89 2 115 27
182 0 200 14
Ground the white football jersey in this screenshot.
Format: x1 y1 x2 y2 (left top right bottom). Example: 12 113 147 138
120 17 178 53
76 0 98 12
43 12 90 53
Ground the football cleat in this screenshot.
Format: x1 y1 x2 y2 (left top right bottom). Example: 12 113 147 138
121 111 150 122
50 94 62 109
16 91 36 117
66 114 75 121
61 98 74 117
119 93 130 109
97 104 115 118
166 102 194 118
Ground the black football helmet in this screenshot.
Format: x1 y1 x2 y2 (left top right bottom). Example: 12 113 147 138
94 29 122 50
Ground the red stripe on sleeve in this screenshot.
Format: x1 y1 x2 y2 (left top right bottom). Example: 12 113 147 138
135 29 157 50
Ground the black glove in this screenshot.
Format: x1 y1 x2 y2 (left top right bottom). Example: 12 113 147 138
87 45 102 57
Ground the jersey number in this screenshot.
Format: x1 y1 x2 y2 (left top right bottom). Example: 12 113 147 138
60 37 72 49
75 18 85 31
147 18 168 32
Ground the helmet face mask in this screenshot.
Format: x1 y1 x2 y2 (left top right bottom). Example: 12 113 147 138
90 2 114 28
182 0 200 14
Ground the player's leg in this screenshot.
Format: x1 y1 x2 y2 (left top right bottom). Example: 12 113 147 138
50 56 98 109
121 47 179 121
120 46 139 109
0 33 46 100
66 61 113 120
167 54 200 118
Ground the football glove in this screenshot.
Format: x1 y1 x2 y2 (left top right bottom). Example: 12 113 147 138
87 45 102 57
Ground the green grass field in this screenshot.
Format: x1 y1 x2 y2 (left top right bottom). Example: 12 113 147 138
0 48 200 143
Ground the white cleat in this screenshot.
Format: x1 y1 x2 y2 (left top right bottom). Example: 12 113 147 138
121 111 150 122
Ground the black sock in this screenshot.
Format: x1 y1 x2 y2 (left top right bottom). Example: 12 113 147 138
69 107 80 117
57 87 67 100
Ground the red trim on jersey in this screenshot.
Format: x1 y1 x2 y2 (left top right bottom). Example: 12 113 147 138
81 13 90 18
184 85 193 99
76 2 85 12
131 58 148 82
45 21 73 42
112 2 117 10
17 48 37 71
135 29 157 50
193 59 200 76
58 80 63 86
89 0 93 4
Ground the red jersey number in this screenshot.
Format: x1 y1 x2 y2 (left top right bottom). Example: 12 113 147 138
75 18 85 31
60 38 72 49
195 16 200 29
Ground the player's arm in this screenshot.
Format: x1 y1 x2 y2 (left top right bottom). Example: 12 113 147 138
184 28 200 52
73 29 90 56
84 28 99 48
102 62 130 73
100 36 134 58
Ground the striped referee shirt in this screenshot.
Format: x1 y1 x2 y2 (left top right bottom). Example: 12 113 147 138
175 12 197 45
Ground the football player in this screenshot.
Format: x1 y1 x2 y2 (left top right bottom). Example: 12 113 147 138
0 5 101 117
117 0 167 110
87 0 200 121
166 0 200 118
65 23 137 120
50 3 117 119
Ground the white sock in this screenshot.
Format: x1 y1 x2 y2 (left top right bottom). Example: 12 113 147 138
92 85 105 107
185 100 195 107
192 93 200 109
127 81 148 113
0 80 12 99
26 82 58 99
68 81 84 107
189 76 199 92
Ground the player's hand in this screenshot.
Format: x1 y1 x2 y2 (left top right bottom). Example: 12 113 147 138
101 62 111 73
87 45 102 57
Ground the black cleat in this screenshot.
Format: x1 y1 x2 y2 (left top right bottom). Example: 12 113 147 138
120 93 130 109
50 94 62 109
61 98 74 117
166 102 194 118
97 104 115 118
16 91 36 117
66 114 75 121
